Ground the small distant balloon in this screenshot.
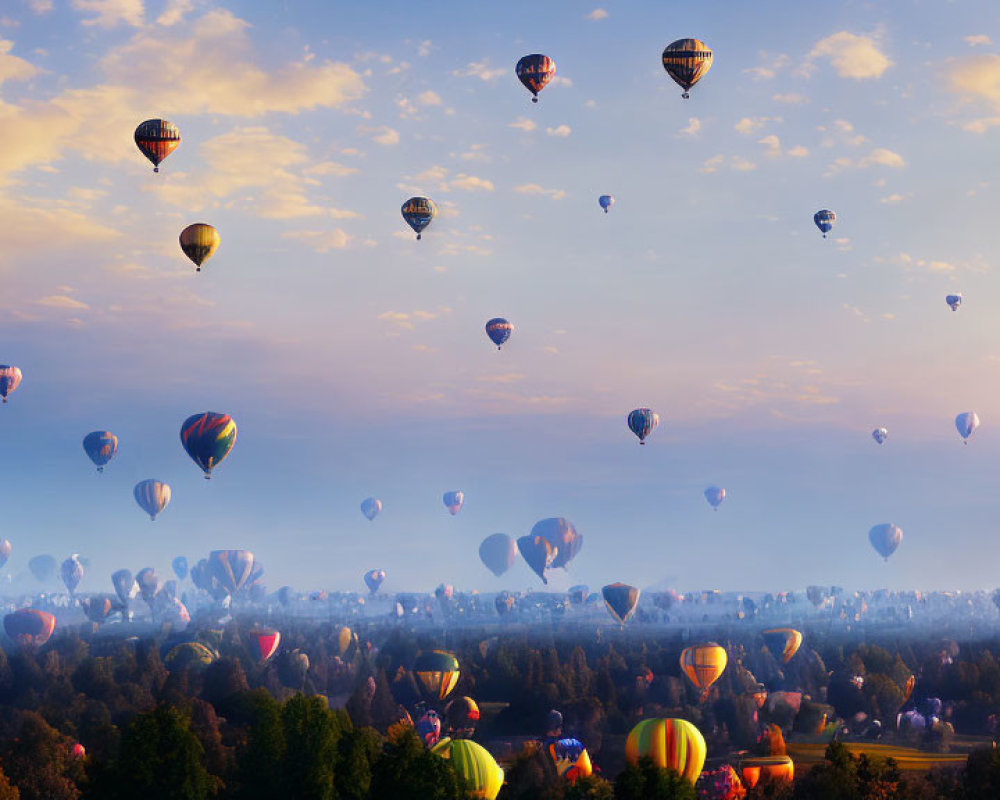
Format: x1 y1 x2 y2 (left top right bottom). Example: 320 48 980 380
869 523 903 561
872 427 888 445
172 556 189 581
0 539 11 569
485 318 513 350
28 555 56 583
602 582 640 628
479 533 517 577
598 195 615 214
111 569 136 609
627 408 659 445
60 555 83 595
662 39 713 98
946 294 962 312
955 411 979 443
179 223 220 272
443 490 464 515
704 486 725 510
361 497 382 521
134 480 171 520
0 366 22 404
134 119 180 172
814 209 836 238
363 568 386 595
515 54 556 102
401 197 437 240
83 431 118 473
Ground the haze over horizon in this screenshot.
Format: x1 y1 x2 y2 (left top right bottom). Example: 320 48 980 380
2 0 1000 595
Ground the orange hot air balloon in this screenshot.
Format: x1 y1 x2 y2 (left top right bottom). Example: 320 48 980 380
680 643 728 698
739 756 794 789
626 718 706 784
134 119 180 172
902 674 916 704
761 628 803 664
4 608 56 650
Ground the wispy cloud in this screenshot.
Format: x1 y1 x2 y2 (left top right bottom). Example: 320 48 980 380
584 8 608 20
452 60 505 81
806 31 891 79
508 117 537 132
514 183 566 200
72 0 144 28
546 124 572 137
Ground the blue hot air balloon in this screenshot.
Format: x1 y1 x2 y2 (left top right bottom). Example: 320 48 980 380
704 486 725 510
401 197 437 240
361 497 382 521
443 491 464 515
872 427 888 445
956 411 979 443
172 556 189 581
599 195 615 213
814 209 836 238
82 431 118 473
946 294 962 312
364 568 386 595
485 318 513 350
627 408 659 445
869 524 902 561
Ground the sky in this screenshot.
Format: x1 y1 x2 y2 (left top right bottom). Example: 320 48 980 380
2 0 1000 596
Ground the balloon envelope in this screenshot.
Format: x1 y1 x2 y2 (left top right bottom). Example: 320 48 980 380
627 408 659 444
517 534 555 584
762 628 803 664
680 643 728 693
111 569 135 608
208 550 254 596
955 411 979 442
361 497 382 521
872 427 888 444
704 486 725 508
431 738 504 800
869 524 903 560
599 194 614 212
60 556 83 594
179 223 220 271
602 582 640 627
0 366 22 402
478 533 517 577
443 490 464 515
814 209 836 237
485 317 513 349
134 118 180 171
662 39 713 97
946 294 962 311
515 53 556 101
4 609 56 650
250 629 281 663
82 431 118 472
172 556 189 581
401 196 437 239
0 539 11 569
414 650 461 702
28 554 56 582
531 517 582 569
626 718 706 783
134 479 171 520
180 412 237 478
363 568 386 595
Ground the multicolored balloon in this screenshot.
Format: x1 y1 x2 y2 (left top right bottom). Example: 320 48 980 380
946 293 962 312
599 194 615 213
134 119 180 172
179 223 220 272
956 411 979 443
3 609 56 650
414 649 461 702
417 710 442 748
531 518 582 569
0 366 22 403
485 318 513 350
134 479 171 520
515 54 556 102
704 486 725 510
431 738 504 800
363 568 386 595
627 408 659 445
361 497 382 521
814 209 836 238
443 490 464 515
869 523 902 561
549 739 592 784
479 533 517 577
180 412 237 478
680 643 728 696
872 427 888 445
401 196 437 240
626 718 706 783
602 582 640 627
208 550 254 596
662 39 713 98
82 431 118 473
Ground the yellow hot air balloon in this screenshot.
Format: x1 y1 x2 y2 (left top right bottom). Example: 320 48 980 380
762 628 803 664
179 223 220 272
661 39 713 98
414 650 461 702
625 718 706 784
338 626 353 656
431 738 504 799
680 643 728 698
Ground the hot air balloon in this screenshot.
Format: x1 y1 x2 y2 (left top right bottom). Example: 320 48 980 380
134 119 180 172
568 585 589 605
869 524 902 561
813 209 836 238
872 427 888 445
445 695 480 737
135 567 160 606
531 517 582 569
485 318 513 350
28 554 56 583
414 650 461 702
164 641 218 670
0 539 11 569
599 194 614 213
111 569 136 610
946 293 962 312
739 756 794 789
4 609 56 650
602 582 640 628
956 411 979 443
172 556 189 581
443 490 464 515
431 738 504 800
82 431 118 473
479 533 517 577
762 628 803 664
249 629 281 663
363 568 386 595
515 54 556 103
680 643 728 697
627 408 659 445
517 534 556 584
180 412 237 478
209 550 254 597
179 223 220 272
662 39 713 98
82 595 114 625
495 592 516 615
361 497 382 521
71 743 86 759
0 366 22 403
549 739 592 783
704 486 725 510
401 196 437 240
337 626 354 657
417 710 442 747
903 674 916 704
626 718 706 783
60 555 83 595
133 479 171 520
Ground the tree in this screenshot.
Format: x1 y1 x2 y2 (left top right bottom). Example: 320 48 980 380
234 690 285 800
370 727 464 800
280 695 348 800
614 758 697 800
113 705 216 800
337 726 382 800
0 709 80 800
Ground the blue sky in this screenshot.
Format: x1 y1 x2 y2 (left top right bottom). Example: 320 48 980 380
2 0 1000 596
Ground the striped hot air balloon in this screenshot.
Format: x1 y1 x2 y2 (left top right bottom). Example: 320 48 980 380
431 738 504 800
134 119 180 172
414 650 460 702
762 628 803 664
662 39 713 98
179 223 220 272
626 718 706 784
180 412 237 478
680 643 728 698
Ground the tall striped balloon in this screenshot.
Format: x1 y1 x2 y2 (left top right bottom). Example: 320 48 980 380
625 718 706 784
180 412 237 478
134 479 171 520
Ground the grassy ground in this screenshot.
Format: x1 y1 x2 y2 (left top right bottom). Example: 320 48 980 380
786 741 974 772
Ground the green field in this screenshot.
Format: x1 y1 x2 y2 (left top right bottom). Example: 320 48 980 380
787 742 972 773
